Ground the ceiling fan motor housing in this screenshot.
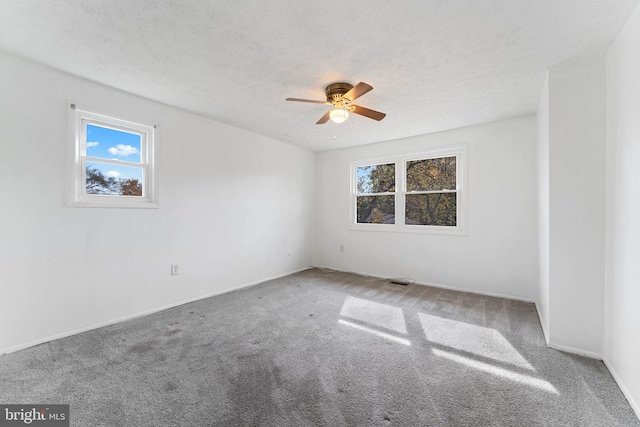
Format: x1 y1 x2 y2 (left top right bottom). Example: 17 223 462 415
325 82 353 102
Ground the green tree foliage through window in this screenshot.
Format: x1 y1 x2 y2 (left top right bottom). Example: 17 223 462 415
406 156 457 226
357 164 395 193
406 157 456 192
86 167 142 197
356 163 395 224
406 193 456 226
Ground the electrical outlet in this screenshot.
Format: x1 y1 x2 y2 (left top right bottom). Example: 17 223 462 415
171 264 179 275
340 244 344 252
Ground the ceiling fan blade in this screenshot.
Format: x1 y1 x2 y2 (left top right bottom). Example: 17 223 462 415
351 105 386 121
342 82 373 102
316 110 331 124
286 97 329 104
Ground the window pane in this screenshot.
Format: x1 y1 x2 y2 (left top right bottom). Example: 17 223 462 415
357 195 395 224
406 156 456 192
357 163 395 194
86 124 142 163
86 162 143 197
405 193 456 226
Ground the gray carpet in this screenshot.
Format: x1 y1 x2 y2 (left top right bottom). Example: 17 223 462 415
1 268 638 426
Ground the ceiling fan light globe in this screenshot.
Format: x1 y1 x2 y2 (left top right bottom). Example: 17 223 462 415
329 108 349 123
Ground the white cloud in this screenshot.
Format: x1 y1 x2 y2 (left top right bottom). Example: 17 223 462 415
107 144 139 157
105 171 121 178
86 141 99 148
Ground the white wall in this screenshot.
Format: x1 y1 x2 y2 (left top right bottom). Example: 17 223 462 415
605 1 640 416
315 116 538 301
536 71 550 337
546 54 607 356
0 53 315 354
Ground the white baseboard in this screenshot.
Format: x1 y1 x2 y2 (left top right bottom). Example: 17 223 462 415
603 357 640 421
534 302 550 345
312 265 536 303
532 301 603 360
0 266 312 356
545 342 603 360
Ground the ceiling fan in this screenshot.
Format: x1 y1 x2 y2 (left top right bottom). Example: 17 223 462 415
286 82 386 124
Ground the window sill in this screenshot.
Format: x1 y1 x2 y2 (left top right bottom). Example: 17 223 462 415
349 223 467 236
68 197 159 209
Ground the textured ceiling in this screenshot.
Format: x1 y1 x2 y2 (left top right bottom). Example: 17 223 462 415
1 1 638 151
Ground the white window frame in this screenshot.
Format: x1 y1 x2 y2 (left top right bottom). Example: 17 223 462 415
352 160 399 231
68 102 159 208
349 144 466 235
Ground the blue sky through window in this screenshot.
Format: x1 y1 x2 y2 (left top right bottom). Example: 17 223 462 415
86 124 141 163
357 166 374 193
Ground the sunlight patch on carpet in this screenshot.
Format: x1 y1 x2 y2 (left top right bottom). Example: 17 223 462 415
338 319 411 346
419 313 534 371
432 348 558 395
340 296 407 335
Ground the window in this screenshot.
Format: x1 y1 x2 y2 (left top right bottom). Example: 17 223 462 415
351 145 465 234
68 103 158 208
405 156 457 226
356 163 396 224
